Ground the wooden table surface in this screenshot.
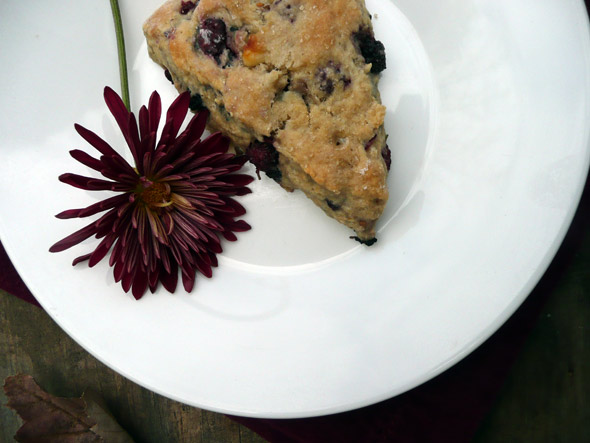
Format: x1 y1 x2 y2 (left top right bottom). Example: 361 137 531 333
0 290 267 442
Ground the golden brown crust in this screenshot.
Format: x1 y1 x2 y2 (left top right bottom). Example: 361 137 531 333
144 0 389 241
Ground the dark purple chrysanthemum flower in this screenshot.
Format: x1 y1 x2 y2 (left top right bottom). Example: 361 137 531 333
50 87 254 300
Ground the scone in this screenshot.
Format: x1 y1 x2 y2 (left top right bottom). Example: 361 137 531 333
144 0 389 243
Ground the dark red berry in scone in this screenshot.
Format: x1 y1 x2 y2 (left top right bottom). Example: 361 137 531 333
314 63 351 101
197 18 227 58
164 68 174 84
246 140 281 182
351 236 378 246
354 29 386 74
364 135 377 151
189 92 206 111
317 70 334 95
163 28 176 39
381 145 391 171
180 1 197 15
326 199 341 211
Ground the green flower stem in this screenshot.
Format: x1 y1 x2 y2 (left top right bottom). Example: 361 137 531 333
110 0 130 110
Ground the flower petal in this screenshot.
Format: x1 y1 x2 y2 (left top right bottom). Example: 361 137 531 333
74 124 123 160
197 132 228 156
100 155 137 182
69 150 103 171
49 221 99 253
218 174 256 187
148 90 162 135
104 86 131 136
58 173 123 191
89 234 116 267
104 87 144 167
127 111 142 167
157 93 190 150
72 253 92 266
113 258 126 282
181 266 196 292
230 219 252 232
180 108 208 142
132 268 149 300
160 260 178 292
222 231 238 242
55 194 129 219
139 105 150 141
146 210 169 245
121 268 134 293
148 270 159 294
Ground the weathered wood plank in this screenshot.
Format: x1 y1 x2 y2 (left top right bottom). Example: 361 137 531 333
0 291 267 443
475 279 590 442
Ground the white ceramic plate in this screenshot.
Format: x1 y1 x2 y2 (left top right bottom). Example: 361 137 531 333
1 0 589 418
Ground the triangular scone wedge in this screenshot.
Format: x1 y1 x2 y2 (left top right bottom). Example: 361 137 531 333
144 0 390 243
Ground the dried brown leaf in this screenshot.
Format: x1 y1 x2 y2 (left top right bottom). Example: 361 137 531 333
82 390 134 443
3 374 101 442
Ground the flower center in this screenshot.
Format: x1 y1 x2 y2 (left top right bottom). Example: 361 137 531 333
139 180 172 208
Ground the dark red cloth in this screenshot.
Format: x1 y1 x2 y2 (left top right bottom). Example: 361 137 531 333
0 243 41 308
